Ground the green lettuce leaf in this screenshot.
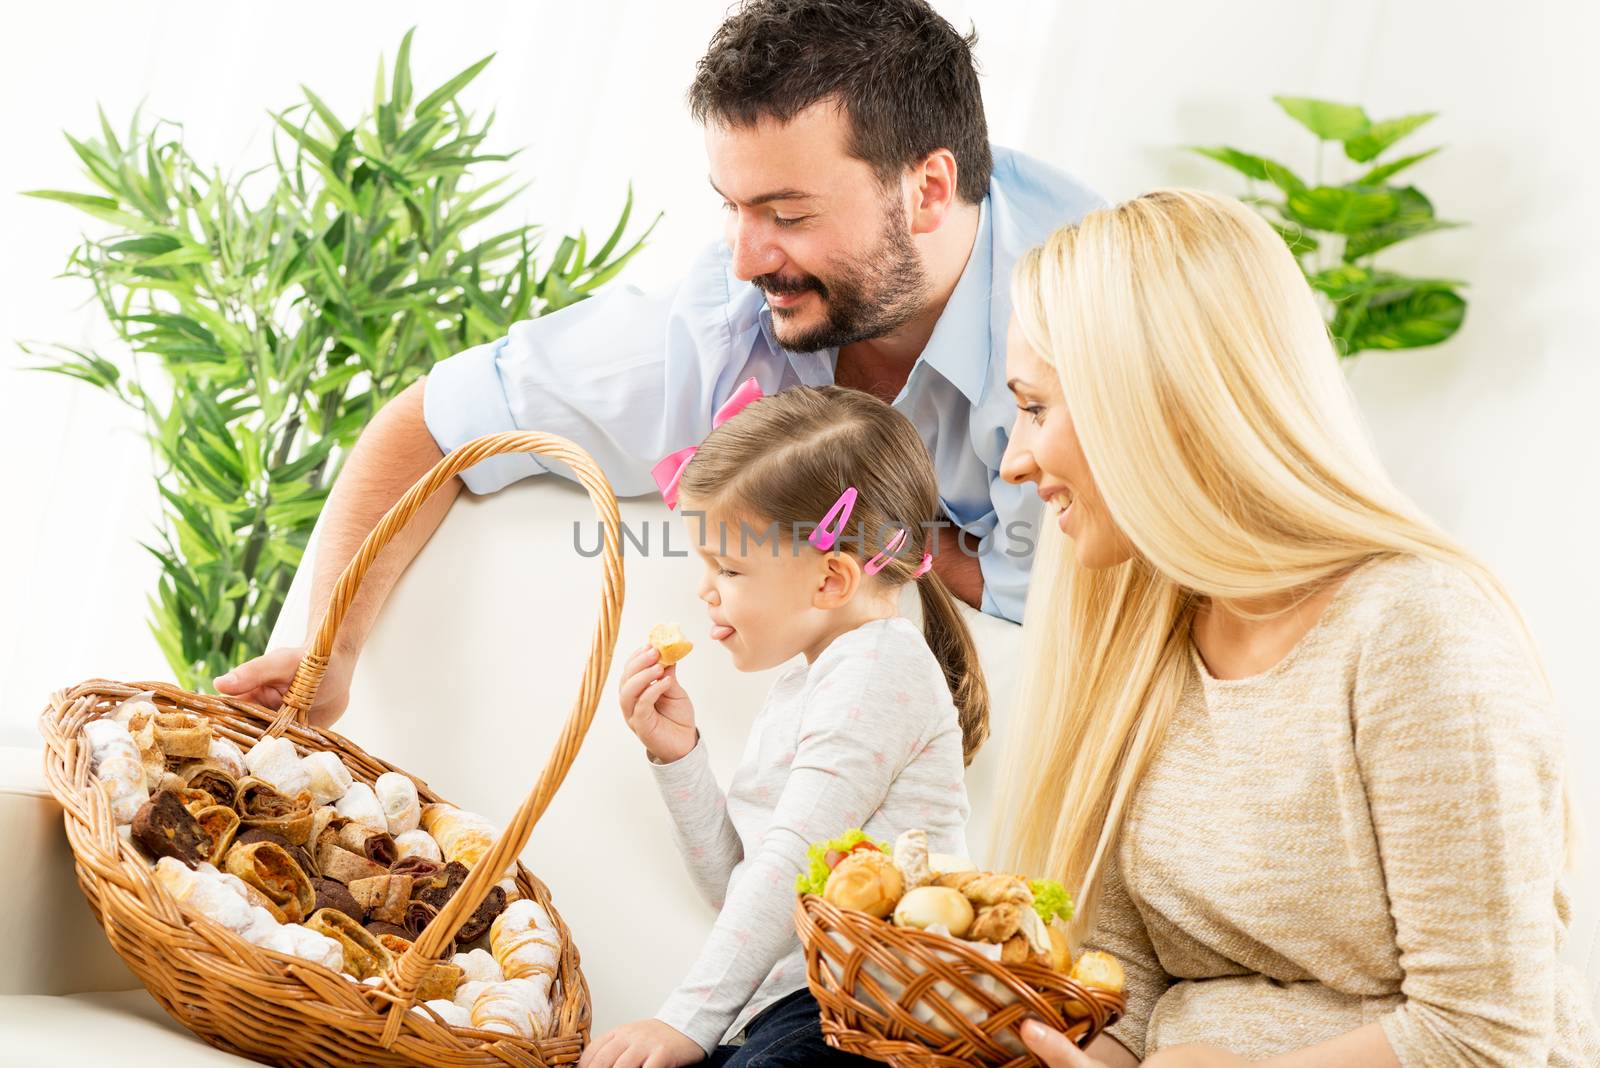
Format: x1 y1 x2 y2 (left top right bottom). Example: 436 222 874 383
1030 879 1075 923
794 828 889 896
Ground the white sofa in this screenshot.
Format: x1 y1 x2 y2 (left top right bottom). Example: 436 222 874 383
3 474 1597 1064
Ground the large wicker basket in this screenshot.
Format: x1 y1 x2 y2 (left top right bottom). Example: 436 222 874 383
796 894 1124 1068
38 432 624 1067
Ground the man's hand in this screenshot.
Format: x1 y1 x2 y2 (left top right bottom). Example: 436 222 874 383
578 1018 704 1068
214 645 353 729
617 644 698 764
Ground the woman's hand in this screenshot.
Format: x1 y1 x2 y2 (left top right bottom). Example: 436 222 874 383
214 644 354 729
578 1018 703 1068
618 644 698 764
1022 1022 1251 1068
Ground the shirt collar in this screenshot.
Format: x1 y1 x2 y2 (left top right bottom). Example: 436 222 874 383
757 196 997 402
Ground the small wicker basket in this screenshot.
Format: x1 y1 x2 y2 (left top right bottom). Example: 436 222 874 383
796 894 1124 1068
38 432 625 1068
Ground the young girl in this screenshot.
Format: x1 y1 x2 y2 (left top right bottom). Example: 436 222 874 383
578 384 990 1068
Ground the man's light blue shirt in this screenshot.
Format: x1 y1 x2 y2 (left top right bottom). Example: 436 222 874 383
423 145 1103 622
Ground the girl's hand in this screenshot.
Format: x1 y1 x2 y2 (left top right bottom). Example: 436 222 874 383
618 644 698 764
579 1018 704 1068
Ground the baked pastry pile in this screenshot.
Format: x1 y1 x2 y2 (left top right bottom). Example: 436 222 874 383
85 692 560 1037
798 828 1123 995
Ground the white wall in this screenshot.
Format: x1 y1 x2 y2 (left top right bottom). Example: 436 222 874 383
3 0 1596 778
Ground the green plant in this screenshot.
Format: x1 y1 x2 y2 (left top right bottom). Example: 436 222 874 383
1191 96 1466 357
22 30 657 691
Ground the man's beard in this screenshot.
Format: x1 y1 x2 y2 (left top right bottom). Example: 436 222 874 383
754 197 931 353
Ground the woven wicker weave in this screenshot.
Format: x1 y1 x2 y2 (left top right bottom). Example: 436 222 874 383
38 431 624 1067
796 894 1124 1068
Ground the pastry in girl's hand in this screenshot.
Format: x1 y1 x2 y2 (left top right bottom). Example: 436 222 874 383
301 751 353 807
132 790 214 866
648 623 694 666
306 907 392 980
374 772 421 835
892 886 975 938
224 841 315 924
393 829 443 863
823 850 904 919
236 777 314 845
334 782 388 833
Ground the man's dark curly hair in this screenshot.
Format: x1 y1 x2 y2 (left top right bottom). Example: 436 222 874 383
688 0 993 204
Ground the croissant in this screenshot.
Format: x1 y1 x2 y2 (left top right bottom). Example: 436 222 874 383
490 899 561 988
236 777 314 845
968 902 1026 944
301 751 353 807
375 772 422 835
470 978 552 1039
305 907 393 980
419 804 496 870
962 873 1033 908
223 841 315 924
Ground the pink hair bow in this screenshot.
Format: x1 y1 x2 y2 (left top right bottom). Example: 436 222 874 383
652 377 764 510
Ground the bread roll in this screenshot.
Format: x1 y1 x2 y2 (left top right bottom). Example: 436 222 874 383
892 886 975 938
374 771 421 835
648 623 693 666
823 850 904 918
1069 950 1125 994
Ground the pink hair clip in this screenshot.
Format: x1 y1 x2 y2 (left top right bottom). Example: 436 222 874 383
912 552 934 578
809 486 857 552
863 527 908 576
652 377 764 510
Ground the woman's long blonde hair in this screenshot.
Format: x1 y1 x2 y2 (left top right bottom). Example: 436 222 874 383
994 189 1570 937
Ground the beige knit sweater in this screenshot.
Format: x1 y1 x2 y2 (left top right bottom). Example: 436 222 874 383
1084 554 1598 1066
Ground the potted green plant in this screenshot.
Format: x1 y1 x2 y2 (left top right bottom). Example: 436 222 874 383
1191 96 1465 357
22 30 656 690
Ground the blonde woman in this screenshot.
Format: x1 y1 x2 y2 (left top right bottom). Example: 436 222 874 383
995 190 1598 1067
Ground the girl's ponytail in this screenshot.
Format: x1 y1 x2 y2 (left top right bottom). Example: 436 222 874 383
917 568 989 765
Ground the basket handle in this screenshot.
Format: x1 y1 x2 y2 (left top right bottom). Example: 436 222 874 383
260 431 625 1045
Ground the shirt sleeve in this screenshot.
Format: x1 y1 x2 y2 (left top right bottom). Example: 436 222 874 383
650 738 743 911
1355 566 1567 1067
655 631 935 1051
421 240 763 497
1080 851 1171 1061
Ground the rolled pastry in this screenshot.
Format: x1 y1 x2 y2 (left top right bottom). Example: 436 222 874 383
490 899 561 988
419 804 497 870
316 841 387 885
968 902 1026 944
152 712 212 759
192 804 241 866
301 751 353 807
110 693 160 726
125 713 167 790
236 777 314 845
84 718 149 825
369 935 463 1002
179 763 238 809
451 948 504 985
223 841 315 924
207 735 248 779
962 873 1033 909
153 857 250 933
332 818 397 865
257 922 344 971
334 782 388 832
374 772 421 835
132 790 214 866
452 979 491 1011
235 827 316 879
305 907 393 980
311 877 363 922
348 874 415 926
392 831 443 864
893 829 932 891
470 978 552 1039
244 737 312 798
413 860 506 943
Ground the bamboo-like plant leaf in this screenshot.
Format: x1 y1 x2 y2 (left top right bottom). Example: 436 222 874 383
1356 147 1442 185
1273 96 1369 141
1343 112 1436 163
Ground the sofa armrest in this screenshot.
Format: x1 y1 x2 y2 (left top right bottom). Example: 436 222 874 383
0 744 138 995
